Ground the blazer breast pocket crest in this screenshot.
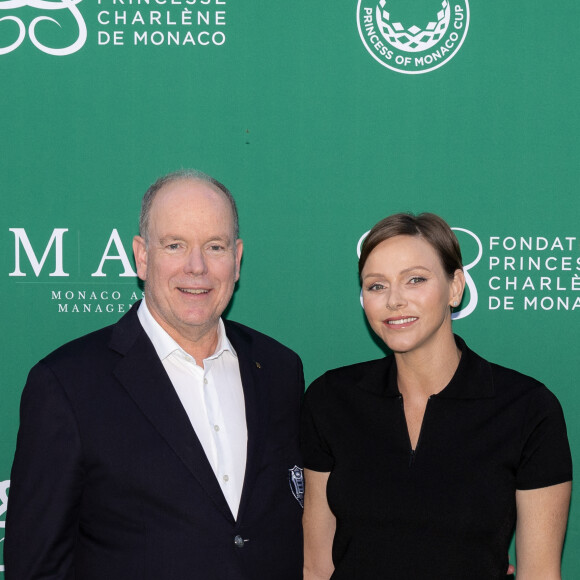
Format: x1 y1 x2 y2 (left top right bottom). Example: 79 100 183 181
288 466 304 508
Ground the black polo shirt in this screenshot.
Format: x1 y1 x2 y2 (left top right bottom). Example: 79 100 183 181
301 336 572 579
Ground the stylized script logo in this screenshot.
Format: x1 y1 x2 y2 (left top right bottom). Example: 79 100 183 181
0 480 9 573
450 227 481 320
0 0 86 55
356 225 482 318
357 0 469 74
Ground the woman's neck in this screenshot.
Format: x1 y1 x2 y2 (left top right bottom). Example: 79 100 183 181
395 333 462 399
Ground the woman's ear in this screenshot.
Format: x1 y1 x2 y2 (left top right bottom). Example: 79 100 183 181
449 268 466 307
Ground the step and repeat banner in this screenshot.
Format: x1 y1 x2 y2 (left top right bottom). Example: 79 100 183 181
1 0 579 574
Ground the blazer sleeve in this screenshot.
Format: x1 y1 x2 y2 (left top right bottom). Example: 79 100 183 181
5 361 84 580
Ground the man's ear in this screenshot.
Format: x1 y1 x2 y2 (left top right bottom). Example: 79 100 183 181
234 239 243 282
133 235 148 282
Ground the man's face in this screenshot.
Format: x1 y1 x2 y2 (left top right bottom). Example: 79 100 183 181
133 179 243 348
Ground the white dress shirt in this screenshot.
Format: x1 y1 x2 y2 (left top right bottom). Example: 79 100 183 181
137 300 247 519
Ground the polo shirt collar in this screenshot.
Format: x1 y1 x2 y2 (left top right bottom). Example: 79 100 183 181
434 335 495 399
357 335 495 400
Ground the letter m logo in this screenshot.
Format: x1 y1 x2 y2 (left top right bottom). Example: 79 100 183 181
9 228 69 277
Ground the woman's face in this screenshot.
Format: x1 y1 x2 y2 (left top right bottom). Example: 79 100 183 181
361 235 464 356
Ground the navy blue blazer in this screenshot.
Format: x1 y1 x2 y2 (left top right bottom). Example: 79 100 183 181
5 302 304 579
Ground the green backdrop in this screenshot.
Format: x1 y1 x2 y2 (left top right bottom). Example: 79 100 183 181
1 0 579 574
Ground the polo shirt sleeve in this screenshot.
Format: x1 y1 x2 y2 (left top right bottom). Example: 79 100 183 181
300 375 335 472
516 387 573 490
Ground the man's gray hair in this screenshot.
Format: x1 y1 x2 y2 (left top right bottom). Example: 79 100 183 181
139 169 239 242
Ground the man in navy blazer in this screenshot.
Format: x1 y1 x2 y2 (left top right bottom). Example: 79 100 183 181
5 170 304 579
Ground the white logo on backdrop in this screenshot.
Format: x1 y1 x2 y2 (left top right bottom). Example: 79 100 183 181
356 226 481 319
0 480 9 573
451 227 481 320
0 0 86 55
377 0 451 53
357 0 469 74
7 227 143 314
357 229 371 309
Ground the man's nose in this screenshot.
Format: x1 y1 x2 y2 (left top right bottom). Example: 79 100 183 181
184 247 207 275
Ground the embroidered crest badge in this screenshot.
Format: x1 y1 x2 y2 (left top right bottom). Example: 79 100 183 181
288 466 305 508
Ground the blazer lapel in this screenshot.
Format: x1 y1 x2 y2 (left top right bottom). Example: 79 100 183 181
225 323 268 523
109 306 234 522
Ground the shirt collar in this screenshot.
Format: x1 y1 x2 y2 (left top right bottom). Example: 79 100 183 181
357 335 495 400
432 335 495 399
137 299 237 364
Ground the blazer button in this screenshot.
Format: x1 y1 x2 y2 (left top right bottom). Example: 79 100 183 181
234 535 245 548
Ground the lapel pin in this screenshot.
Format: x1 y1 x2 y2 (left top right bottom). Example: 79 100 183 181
255 361 261 369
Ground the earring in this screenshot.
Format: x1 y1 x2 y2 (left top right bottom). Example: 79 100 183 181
452 301 458 307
